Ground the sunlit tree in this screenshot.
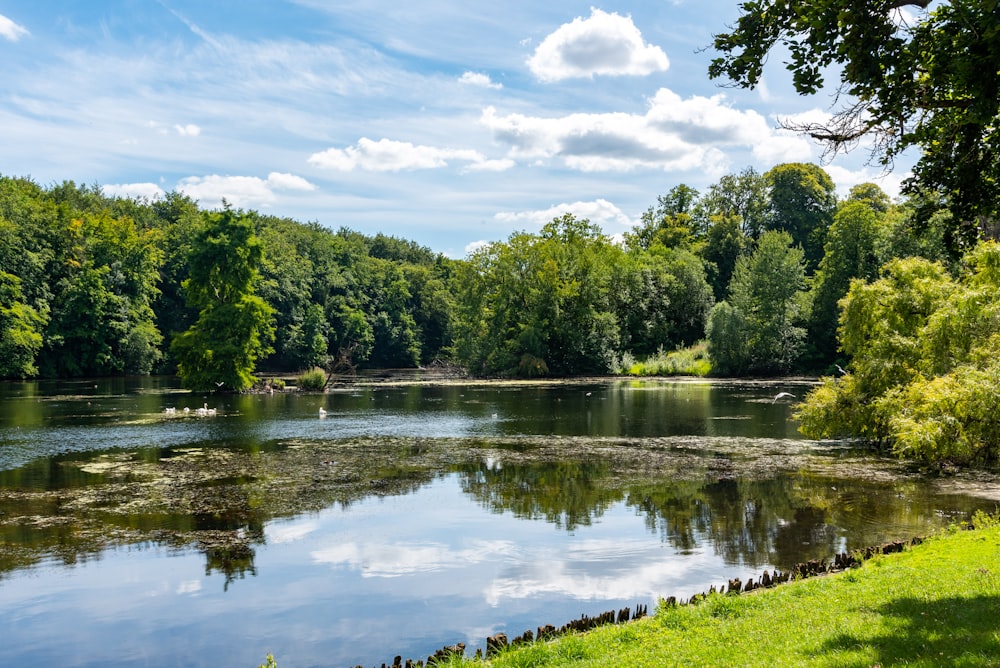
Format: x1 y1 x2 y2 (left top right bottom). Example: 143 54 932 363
172 207 275 391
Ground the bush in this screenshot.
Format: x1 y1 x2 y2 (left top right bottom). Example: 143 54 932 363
297 367 327 391
622 343 711 377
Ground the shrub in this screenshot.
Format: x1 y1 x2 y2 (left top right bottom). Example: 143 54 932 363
297 367 327 391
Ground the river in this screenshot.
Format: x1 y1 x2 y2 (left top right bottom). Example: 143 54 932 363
1 375 996 667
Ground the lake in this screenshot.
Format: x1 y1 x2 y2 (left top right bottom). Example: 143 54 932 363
1 375 997 667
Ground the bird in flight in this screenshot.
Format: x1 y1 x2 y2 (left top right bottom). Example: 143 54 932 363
772 392 796 403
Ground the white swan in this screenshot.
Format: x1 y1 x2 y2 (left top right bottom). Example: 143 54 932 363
319 407 327 418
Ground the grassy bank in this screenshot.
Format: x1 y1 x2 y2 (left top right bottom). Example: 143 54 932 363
454 512 1000 667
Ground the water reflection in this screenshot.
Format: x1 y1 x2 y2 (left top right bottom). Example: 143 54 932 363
1 377 997 667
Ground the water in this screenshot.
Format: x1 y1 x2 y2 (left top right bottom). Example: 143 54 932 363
0 376 996 667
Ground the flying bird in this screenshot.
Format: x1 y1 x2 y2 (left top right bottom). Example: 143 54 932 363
772 392 796 403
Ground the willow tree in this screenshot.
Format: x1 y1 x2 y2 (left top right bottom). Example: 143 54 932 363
171 207 275 392
710 0 1000 250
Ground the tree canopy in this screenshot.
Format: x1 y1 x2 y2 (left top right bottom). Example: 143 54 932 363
171 207 275 392
710 0 1000 249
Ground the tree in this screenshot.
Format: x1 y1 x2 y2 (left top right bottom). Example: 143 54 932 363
710 0 1000 249
171 208 275 392
626 185 701 251
42 211 164 377
453 215 622 376
708 231 810 375
798 243 1000 465
700 213 747 301
764 163 837 271
694 167 769 240
808 196 892 364
0 272 44 378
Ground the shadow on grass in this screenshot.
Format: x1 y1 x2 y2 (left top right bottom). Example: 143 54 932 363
821 594 1000 665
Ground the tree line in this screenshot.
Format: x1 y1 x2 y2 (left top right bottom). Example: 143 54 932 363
0 161 957 385
0 177 456 385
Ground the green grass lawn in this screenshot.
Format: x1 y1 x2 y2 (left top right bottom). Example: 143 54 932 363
459 512 1000 668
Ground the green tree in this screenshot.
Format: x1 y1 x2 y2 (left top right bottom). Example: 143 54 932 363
626 185 701 251
453 215 622 376
708 231 810 375
798 256 956 445
43 211 163 377
808 197 892 365
694 167 769 240
764 163 837 271
710 0 1000 249
700 213 747 301
171 208 275 391
0 272 44 378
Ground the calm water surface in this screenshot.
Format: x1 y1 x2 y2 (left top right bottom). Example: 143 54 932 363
0 376 996 667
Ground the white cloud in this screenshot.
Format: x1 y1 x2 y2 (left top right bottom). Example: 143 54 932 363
308 137 500 172
174 123 201 137
824 164 909 200
465 240 490 255
480 87 812 174
528 8 668 82
462 158 516 173
176 172 316 208
459 71 502 90
495 198 635 230
0 14 29 42
102 182 166 200
264 171 316 191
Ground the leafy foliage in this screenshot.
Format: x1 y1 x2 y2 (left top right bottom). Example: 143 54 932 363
172 208 275 391
710 0 1000 249
708 231 810 375
799 241 1000 465
808 194 893 364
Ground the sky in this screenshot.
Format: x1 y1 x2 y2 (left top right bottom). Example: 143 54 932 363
0 1 919 258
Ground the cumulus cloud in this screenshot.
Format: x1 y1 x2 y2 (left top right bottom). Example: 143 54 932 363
528 8 668 82
174 123 201 137
459 71 502 90
480 87 812 173
824 164 909 200
102 182 167 201
495 198 635 230
465 240 491 255
0 14 28 42
308 137 510 172
177 172 316 208
463 158 516 173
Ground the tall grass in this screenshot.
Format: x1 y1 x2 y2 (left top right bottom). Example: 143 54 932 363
614 342 711 377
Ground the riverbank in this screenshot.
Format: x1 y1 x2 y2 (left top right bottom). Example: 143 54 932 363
448 513 1000 667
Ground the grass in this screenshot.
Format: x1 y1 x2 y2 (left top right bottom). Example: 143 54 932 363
456 512 1000 667
295 366 327 391
617 342 712 377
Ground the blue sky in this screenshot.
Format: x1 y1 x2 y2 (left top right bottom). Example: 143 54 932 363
0 1 917 258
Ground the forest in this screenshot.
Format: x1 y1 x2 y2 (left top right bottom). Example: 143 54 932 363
0 164 923 381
